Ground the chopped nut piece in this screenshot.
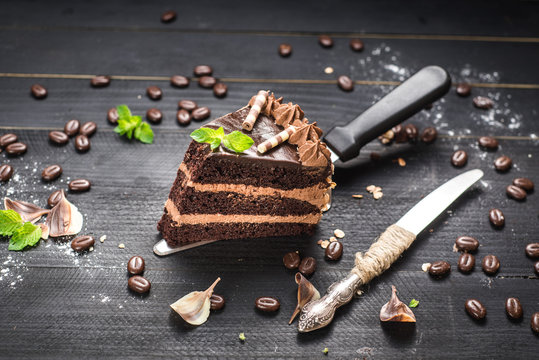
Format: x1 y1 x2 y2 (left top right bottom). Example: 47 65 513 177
378 130 395 144
352 194 363 198
329 236 337 242
373 191 383 200
317 239 323 245
118 243 125 249
99 235 106 243
422 263 432 272
398 158 406 167
89 246 94 252
374 186 382 193
366 185 376 193
334 229 345 238
321 240 330 249
324 67 334 74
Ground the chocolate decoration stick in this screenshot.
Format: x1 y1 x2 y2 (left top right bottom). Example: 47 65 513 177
242 90 268 131
257 126 297 154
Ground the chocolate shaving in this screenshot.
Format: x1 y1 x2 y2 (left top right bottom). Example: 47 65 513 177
4 197 50 223
289 273 320 324
45 190 83 237
380 285 416 322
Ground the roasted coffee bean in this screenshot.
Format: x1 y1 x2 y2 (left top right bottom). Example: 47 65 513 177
477 136 498 149
71 235 95 252
192 107 211 121
80 121 97 137
298 257 317 276
535 261 539 275
283 251 301 269
0 164 13 182
455 236 479 252
210 294 225 310
458 253 475 273
128 275 151 294
494 155 512 171
47 189 63 207
482 254 500 275
6 142 27 156
194 65 213 76
74 134 90 152
31 84 47 99
255 296 280 312
199 76 217 88
147 86 162 100
69 178 91 192
420 127 437 143
404 124 418 141
349 38 364 52
178 100 197 111
465 299 486 320
48 131 69 145
146 108 163 124
451 150 468 167
90 75 110 88
107 107 119 124
64 119 80 137
525 243 539 258
161 10 176 23
176 109 191 126
505 297 523 319
325 241 343 261
213 83 228 98
42 164 62 182
428 260 451 277
532 312 539 333
489 208 505 227
506 185 526 201
127 256 145 275
0 133 18 148
278 43 292 57
455 83 471 97
473 96 494 109
318 35 333 48
392 125 407 143
513 177 534 192
170 75 189 88
337 75 354 92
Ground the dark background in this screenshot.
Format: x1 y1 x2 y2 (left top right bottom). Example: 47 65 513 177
0 0 538 358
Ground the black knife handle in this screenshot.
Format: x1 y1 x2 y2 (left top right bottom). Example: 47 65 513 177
324 65 451 162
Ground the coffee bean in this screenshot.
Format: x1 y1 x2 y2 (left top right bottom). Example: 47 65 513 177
47 189 64 207
127 256 145 275
535 261 539 275
456 83 471 97
170 75 189 88
177 109 191 126
146 108 163 123
494 155 512 171
318 35 333 48
325 241 343 261
512 178 534 192
90 75 110 88
42 164 62 182
213 83 228 98
0 164 13 182
404 124 418 141
451 150 468 167
505 297 523 319
31 84 47 99
48 131 69 145
473 96 494 109
278 43 292 57
477 136 498 150
194 65 213 76
74 134 90 152
506 185 526 201
428 260 451 277
458 253 475 273
349 38 364 52
525 243 539 258
161 10 176 23
64 119 80 137
465 299 486 320
199 76 217 88
392 125 407 143
532 312 539 333
128 275 151 294
489 208 505 227
71 235 95 252
283 251 300 269
178 100 197 111
6 142 27 156
69 178 91 192
192 107 211 121
80 121 97 137
147 86 162 100
107 108 119 124
210 294 225 310
337 75 354 92
255 296 280 312
482 254 500 275
455 236 479 252
420 127 437 143
298 257 317 276
0 133 18 148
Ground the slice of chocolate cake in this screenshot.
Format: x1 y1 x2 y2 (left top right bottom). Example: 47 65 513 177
158 91 333 248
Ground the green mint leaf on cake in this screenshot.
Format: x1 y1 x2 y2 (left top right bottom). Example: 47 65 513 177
190 127 219 143
190 127 253 154
0 209 23 236
222 131 254 153
114 105 154 144
8 222 42 251
409 299 419 308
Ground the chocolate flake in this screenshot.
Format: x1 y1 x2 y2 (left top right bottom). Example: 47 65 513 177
4 197 50 223
380 285 416 322
45 190 83 237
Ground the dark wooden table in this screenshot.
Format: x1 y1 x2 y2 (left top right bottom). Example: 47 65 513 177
1 1 538 358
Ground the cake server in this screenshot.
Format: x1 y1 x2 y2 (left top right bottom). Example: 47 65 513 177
297 169 483 332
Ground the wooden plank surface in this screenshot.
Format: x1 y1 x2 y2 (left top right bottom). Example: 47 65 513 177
0 1 538 359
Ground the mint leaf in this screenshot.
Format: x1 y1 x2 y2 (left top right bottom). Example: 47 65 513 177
116 104 132 121
135 122 154 144
190 127 253 153
190 128 217 143
215 127 225 138
409 299 419 308
222 131 254 153
8 222 41 251
210 138 221 150
0 210 23 236
114 105 154 144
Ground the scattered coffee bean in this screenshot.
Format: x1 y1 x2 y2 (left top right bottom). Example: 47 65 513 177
458 253 475 273
161 10 176 23
128 275 151 294
69 178 91 192
455 236 479 252
532 312 539 333
74 134 90 152
455 83 471 97
473 96 494 109
525 243 539 258
71 235 95 252
194 65 213 76
420 127 437 143
535 261 539 275
146 108 163 124
428 260 451 277
505 297 523 319
0 133 18 148
337 75 354 92
325 241 343 261
298 256 317 276
477 136 498 150
465 299 486 320
199 76 217 88
489 208 505 227
147 86 162 100
494 155 512 171
512 178 534 192
213 83 228 98
451 150 468 167
47 189 63 207
506 185 526 201
404 124 418 141
79 121 97 137
176 109 191 126
178 100 197 111
48 131 69 145
283 251 301 269
210 294 225 310
6 142 27 156
192 107 211 121
170 75 189 88
42 164 62 182
127 256 145 275
482 254 500 275
0 164 14 182
64 119 81 137
278 43 292 57
255 296 280 312
349 38 364 52
90 75 110 88
318 35 333 48
31 84 47 99
107 108 119 124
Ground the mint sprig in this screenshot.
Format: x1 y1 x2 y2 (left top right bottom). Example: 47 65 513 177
114 105 154 144
0 209 42 251
190 127 254 154
0 209 23 236
409 299 419 308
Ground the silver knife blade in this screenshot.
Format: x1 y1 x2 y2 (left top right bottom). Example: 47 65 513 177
395 169 484 236
328 147 340 163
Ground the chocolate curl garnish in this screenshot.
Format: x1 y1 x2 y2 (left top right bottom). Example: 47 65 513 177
273 103 304 128
257 126 297 154
4 197 50 223
45 190 83 237
243 90 269 131
379 285 416 322
298 140 331 167
289 273 320 324
288 121 323 145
